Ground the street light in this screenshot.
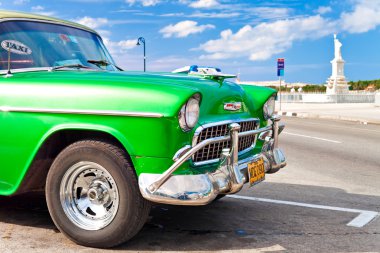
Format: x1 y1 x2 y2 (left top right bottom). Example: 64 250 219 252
136 37 146 72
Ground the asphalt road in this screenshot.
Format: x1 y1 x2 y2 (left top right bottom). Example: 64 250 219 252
0 117 379 253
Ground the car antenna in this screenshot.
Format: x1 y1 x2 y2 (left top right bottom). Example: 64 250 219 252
4 47 13 78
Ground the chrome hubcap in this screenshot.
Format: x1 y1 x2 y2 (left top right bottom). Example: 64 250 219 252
60 161 119 230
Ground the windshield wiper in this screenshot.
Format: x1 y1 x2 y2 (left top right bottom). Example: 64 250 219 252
87 59 124 71
50 64 94 71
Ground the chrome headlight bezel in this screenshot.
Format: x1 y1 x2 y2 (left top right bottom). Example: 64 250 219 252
263 95 276 120
178 94 201 132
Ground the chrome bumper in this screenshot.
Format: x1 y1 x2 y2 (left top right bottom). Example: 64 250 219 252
138 115 286 205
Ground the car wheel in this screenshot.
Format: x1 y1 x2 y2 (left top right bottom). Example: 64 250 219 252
46 140 151 248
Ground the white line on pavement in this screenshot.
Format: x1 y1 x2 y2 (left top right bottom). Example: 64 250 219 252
227 195 379 228
185 244 286 253
285 119 380 134
283 131 342 144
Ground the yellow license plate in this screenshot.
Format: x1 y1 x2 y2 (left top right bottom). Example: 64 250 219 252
248 158 265 186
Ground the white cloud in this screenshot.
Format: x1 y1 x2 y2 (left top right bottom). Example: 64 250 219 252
104 38 137 54
189 0 220 8
118 40 138 49
161 6 290 20
31 5 44 11
199 15 335 61
125 0 160 6
315 6 332 15
30 5 56 16
247 7 291 20
72 18 137 56
340 0 380 33
160 20 215 38
197 0 380 62
178 0 190 4
97 29 112 38
160 12 185 17
189 12 240 18
160 11 239 18
13 0 29 5
74 16 109 29
73 16 156 31
178 2 291 20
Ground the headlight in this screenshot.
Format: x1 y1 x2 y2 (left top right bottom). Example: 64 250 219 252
179 94 200 131
263 95 275 120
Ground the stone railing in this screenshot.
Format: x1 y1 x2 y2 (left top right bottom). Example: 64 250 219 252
375 93 380 106
278 93 376 103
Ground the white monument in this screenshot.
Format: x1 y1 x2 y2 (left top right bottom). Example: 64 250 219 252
326 34 349 94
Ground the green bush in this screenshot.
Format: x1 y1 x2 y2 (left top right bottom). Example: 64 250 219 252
348 80 380 90
269 85 326 92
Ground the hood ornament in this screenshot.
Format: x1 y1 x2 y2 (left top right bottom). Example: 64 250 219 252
224 102 241 111
172 65 237 82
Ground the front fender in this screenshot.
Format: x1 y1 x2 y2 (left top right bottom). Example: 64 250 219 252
241 85 277 120
241 85 276 109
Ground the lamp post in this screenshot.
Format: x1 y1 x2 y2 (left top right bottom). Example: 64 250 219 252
137 37 146 72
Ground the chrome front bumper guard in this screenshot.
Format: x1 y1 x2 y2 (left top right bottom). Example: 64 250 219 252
138 115 286 205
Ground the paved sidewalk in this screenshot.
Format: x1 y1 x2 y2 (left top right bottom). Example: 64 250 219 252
276 102 380 124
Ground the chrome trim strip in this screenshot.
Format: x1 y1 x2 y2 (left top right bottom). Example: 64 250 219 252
0 67 52 75
0 106 164 118
0 67 103 75
191 118 261 166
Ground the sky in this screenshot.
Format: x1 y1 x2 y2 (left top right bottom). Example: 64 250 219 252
1 0 380 83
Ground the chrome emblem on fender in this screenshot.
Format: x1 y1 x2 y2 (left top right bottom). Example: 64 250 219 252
224 102 242 111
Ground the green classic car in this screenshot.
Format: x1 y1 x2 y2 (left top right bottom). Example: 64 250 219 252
0 11 286 248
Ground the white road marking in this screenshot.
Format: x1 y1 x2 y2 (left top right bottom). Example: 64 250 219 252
285 118 380 134
227 195 379 228
283 131 342 144
186 244 286 253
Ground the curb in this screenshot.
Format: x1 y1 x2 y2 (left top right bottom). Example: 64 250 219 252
276 111 380 125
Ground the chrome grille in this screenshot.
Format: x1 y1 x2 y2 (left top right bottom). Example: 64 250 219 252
193 119 259 164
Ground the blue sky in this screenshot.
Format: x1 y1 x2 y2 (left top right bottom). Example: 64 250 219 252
1 0 380 83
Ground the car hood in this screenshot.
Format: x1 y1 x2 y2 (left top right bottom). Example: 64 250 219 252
0 71 275 121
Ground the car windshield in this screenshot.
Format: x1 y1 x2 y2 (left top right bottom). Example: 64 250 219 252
0 20 117 72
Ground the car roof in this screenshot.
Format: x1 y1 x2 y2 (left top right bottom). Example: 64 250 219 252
0 10 97 34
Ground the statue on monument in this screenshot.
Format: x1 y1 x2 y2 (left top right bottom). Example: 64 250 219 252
334 34 342 61
326 34 349 94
